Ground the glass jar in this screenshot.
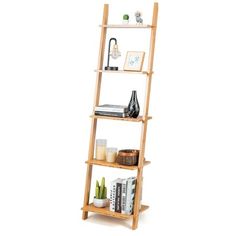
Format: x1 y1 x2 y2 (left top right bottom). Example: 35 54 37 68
106 147 117 163
95 139 107 160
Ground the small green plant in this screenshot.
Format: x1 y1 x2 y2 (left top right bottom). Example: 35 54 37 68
95 177 107 199
123 14 129 20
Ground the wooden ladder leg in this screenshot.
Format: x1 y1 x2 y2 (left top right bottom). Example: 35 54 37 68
82 4 108 220
132 120 148 230
82 119 97 220
132 2 158 230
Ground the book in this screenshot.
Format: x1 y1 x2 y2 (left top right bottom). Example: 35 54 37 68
121 179 127 214
115 182 122 213
95 111 129 118
110 177 137 215
125 177 136 215
109 179 117 212
95 104 128 113
130 178 136 213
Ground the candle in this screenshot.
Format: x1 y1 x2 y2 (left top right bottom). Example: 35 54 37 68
96 139 107 160
106 147 117 163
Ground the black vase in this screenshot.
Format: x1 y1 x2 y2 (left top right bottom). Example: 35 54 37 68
128 91 140 118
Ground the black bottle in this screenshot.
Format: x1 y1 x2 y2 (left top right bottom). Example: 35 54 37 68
128 90 140 118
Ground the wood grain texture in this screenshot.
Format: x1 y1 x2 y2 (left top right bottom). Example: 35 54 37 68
95 69 150 75
132 2 158 230
100 24 153 28
86 159 151 170
82 204 149 220
90 115 152 122
82 4 108 220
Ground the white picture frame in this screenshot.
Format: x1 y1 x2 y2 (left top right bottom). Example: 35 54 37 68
123 51 145 72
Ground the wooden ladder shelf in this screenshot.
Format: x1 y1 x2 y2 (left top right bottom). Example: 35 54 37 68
82 2 158 230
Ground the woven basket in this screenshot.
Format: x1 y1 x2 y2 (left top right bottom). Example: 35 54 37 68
116 149 139 166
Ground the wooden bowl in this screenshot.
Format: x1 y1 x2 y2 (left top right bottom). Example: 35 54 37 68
116 149 139 166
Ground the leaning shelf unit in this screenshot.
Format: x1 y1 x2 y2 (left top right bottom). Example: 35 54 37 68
82 2 158 230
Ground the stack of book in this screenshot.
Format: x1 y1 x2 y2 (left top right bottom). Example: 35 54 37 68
110 177 136 215
95 104 129 118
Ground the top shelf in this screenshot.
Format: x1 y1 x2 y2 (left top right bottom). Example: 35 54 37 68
95 70 150 75
100 24 153 29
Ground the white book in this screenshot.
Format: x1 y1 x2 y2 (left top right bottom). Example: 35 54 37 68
125 177 136 215
110 179 117 212
121 179 127 214
115 179 123 213
95 104 128 112
109 178 122 212
94 111 128 118
129 178 136 214
125 177 132 215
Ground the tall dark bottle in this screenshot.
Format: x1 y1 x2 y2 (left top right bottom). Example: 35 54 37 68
128 90 140 118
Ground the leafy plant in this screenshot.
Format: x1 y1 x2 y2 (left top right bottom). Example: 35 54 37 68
95 177 107 199
123 14 129 20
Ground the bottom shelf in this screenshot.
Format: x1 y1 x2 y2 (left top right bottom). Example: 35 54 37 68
82 203 149 220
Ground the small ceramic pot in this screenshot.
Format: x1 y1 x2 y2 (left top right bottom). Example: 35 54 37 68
93 197 109 208
123 19 129 24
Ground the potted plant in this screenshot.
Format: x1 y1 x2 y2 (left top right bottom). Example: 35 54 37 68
123 14 129 24
93 177 108 208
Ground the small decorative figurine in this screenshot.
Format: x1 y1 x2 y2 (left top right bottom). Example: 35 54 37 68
123 14 129 24
135 11 143 25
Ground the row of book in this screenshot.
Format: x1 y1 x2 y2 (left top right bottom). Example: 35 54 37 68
110 177 136 215
95 104 129 118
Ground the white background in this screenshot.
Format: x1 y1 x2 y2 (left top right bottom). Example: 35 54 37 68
0 0 236 235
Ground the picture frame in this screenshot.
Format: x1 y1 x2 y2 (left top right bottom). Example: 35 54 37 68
123 51 145 72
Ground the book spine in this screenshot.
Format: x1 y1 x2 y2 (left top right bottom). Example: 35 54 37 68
95 111 128 118
115 182 122 213
121 179 127 214
125 178 132 215
109 181 116 212
95 107 128 112
129 178 136 214
125 177 136 215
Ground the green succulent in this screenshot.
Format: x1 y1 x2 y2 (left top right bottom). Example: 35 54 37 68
123 14 129 20
95 177 107 199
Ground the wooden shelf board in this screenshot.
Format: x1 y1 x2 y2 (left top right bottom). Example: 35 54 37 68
90 115 152 122
82 203 149 220
100 24 153 28
95 69 149 75
86 159 151 170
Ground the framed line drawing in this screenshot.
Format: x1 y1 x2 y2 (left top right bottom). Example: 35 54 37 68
123 51 145 72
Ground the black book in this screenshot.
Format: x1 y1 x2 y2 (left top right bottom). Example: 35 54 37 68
115 182 122 213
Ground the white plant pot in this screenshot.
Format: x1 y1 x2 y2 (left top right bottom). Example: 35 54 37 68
123 19 129 24
93 197 109 208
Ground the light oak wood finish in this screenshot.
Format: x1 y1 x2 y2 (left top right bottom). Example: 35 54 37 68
82 204 149 220
90 115 152 122
100 24 153 28
82 4 108 220
86 159 151 170
132 2 158 230
82 2 158 230
95 69 151 75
